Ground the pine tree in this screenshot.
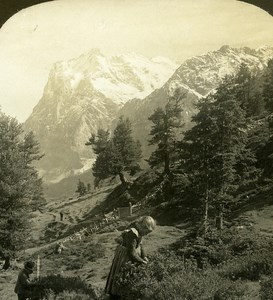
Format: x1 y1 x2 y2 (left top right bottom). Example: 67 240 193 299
148 88 185 175
244 60 273 183
180 75 259 235
76 179 87 196
88 117 142 186
234 63 263 117
251 60 273 180
85 129 110 154
0 113 44 268
180 96 220 235
263 59 273 113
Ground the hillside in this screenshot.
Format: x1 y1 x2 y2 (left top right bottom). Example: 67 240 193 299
1 179 273 300
0 182 185 300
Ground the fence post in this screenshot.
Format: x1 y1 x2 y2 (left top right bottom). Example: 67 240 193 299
37 256 40 279
129 202 132 216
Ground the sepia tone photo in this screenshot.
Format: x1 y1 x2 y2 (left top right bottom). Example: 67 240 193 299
0 0 273 299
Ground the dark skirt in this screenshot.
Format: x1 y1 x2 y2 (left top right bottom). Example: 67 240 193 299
105 245 129 296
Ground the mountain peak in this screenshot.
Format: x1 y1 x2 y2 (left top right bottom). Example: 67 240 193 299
219 45 231 53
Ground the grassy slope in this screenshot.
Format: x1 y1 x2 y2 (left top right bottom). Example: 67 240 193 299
1 182 273 300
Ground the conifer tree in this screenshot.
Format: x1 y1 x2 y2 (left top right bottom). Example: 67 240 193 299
88 117 142 186
76 179 87 196
148 89 185 174
263 59 273 113
234 63 263 117
252 59 273 179
0 113 44 268
180 75 258 234
85 129 110 154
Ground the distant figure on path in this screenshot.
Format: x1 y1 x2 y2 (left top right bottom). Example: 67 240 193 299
14 261 36 300
60 211 64 221
55 241 66 254
113 208 118 219
105 216 156 300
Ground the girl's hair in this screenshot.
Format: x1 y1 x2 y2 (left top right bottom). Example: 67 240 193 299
139 216 156 231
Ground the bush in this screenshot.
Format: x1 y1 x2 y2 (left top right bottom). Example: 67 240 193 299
260 276 273 300
43 289 92 300
33 275 96 299
220 251 273 281
175 228 233 268
174 226 273 270
116 251 248 300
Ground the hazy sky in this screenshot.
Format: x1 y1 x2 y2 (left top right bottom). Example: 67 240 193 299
0 0 273 122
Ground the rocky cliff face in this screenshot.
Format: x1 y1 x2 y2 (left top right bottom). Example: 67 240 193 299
119 45 273 161
24 49 178 183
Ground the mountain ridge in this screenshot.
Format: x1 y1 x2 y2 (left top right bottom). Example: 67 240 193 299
119 45 273 160
24 45 273 189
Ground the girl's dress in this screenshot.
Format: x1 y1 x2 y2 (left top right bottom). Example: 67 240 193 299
105 226 147 296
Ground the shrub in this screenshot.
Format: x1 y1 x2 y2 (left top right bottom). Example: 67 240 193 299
260 276 273 300
220 251 273 280
176 228 233 267
174 226 273 270
43 290 92 300
116 251 248 300
213 281 246 300
33 275 96 299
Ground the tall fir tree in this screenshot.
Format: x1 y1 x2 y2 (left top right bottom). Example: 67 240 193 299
0 113 44 268
233 63 263 117
88 117 142 186
148 88 185 175
85 128 110 155
180 75 259 235
76 179 87 196
263 59 273 113
247 60 273 182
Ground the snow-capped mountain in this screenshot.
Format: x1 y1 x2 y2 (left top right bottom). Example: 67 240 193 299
24 45 273 185
24 49 178 183
172 45 273 96
119 45 273 159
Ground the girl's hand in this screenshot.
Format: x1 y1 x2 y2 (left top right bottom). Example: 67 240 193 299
144 257 149 262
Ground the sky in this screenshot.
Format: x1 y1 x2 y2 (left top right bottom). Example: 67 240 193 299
0 0 273 122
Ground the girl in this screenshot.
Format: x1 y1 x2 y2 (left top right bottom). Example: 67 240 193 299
105 216 156 300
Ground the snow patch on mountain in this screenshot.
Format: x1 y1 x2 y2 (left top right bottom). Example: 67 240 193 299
52 50 179 105
172 45 273 96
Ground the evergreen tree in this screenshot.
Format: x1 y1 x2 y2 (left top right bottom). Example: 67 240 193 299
179 96 220 235
88 117 142 186
247 60 273 182
263 59 273 113
180 75 259 235
85 129 110 154
0 113 44 268
148 89 185 174
76 179 87 196
234 63 263 117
